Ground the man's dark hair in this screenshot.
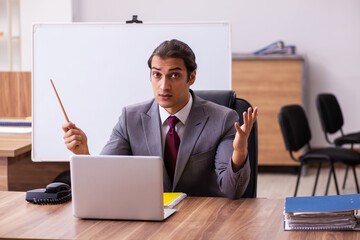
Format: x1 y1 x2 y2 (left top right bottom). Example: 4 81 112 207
148 39 197 81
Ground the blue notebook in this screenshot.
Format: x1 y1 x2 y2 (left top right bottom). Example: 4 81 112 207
0 119 31 127
284 194 360 231
0 122 31 126
285 194 360 213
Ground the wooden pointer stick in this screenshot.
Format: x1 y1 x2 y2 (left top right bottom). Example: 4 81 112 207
50 79 70 122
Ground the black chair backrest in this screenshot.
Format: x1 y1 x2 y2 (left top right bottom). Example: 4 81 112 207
234 97 258 198
194 90 236 108
278 105 311 152
316 93 344 134
193 90 258 198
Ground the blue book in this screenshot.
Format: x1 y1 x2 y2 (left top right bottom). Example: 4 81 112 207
286 194 360 213
0 122 31 126
0 118 31 127
284 194 360 230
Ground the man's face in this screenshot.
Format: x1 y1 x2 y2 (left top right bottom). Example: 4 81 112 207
150 56 196 114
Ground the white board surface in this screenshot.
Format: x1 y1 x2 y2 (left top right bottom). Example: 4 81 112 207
32 22 231 161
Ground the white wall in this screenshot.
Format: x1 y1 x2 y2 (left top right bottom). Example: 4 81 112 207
0 0 72 71
20 0 72 70
73 0 360 147
0 0 21 71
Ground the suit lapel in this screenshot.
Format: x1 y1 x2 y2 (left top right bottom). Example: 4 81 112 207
172 95 209 190
141 100 172 191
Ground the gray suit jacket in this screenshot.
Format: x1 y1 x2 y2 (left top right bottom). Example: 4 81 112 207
100 92 250 199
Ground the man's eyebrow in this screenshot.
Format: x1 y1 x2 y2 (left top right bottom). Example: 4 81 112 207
151 67 183 71
169 67 183 71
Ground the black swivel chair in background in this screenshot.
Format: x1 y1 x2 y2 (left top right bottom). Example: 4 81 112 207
316 93 360 192
194 90 258 198
278 104 360 197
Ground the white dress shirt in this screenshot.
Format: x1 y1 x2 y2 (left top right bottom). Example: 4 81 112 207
159 94 193 151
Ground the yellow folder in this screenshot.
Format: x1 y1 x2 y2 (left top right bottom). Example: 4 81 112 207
163 192 187 208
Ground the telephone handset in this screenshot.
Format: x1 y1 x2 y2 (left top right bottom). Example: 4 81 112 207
26 182 71 205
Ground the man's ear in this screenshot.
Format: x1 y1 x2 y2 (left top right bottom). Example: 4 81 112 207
188 70 196 85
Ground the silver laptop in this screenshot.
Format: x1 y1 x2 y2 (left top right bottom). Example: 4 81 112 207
70 155 176 221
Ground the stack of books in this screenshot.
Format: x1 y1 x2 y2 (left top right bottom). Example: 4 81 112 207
253 40 296 55
0 117 32 134
284 194 360 230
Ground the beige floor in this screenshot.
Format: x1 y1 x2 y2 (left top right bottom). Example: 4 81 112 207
257 167 360 199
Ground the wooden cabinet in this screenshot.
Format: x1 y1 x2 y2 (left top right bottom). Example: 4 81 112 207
232 54 303 166
0 72 31 117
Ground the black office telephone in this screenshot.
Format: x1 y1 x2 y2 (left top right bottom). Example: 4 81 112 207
26 182 71 205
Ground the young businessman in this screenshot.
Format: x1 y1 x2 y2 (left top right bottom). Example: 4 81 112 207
62 39 258 199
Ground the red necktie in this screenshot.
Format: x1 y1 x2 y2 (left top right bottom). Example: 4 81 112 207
164 116 180 181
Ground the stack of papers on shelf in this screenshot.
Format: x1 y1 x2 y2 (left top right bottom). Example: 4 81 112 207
0 118 32 134
163 192 187 209
284 194 360 230
253 40 296 55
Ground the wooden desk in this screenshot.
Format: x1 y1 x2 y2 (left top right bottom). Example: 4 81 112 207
0 191 358 240
0 134 69 191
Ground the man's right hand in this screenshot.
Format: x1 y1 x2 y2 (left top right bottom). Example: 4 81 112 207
62 122 90 155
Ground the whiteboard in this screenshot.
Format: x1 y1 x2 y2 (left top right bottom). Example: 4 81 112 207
32 22 231 162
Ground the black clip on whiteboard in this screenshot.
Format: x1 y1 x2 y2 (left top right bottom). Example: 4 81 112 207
126 15 143 24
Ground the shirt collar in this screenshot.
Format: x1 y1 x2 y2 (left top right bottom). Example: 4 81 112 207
159 93 193 125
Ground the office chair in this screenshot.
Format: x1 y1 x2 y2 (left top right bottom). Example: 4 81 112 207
278 104 360 197
194 90 258 198
316 93 360 192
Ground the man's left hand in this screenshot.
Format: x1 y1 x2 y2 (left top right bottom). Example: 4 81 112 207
232 107 258 172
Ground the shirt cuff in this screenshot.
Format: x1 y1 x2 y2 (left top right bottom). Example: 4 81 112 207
230 155 249 174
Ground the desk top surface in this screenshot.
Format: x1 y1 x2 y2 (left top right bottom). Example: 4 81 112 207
0 134 31 157
0 191 358 240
